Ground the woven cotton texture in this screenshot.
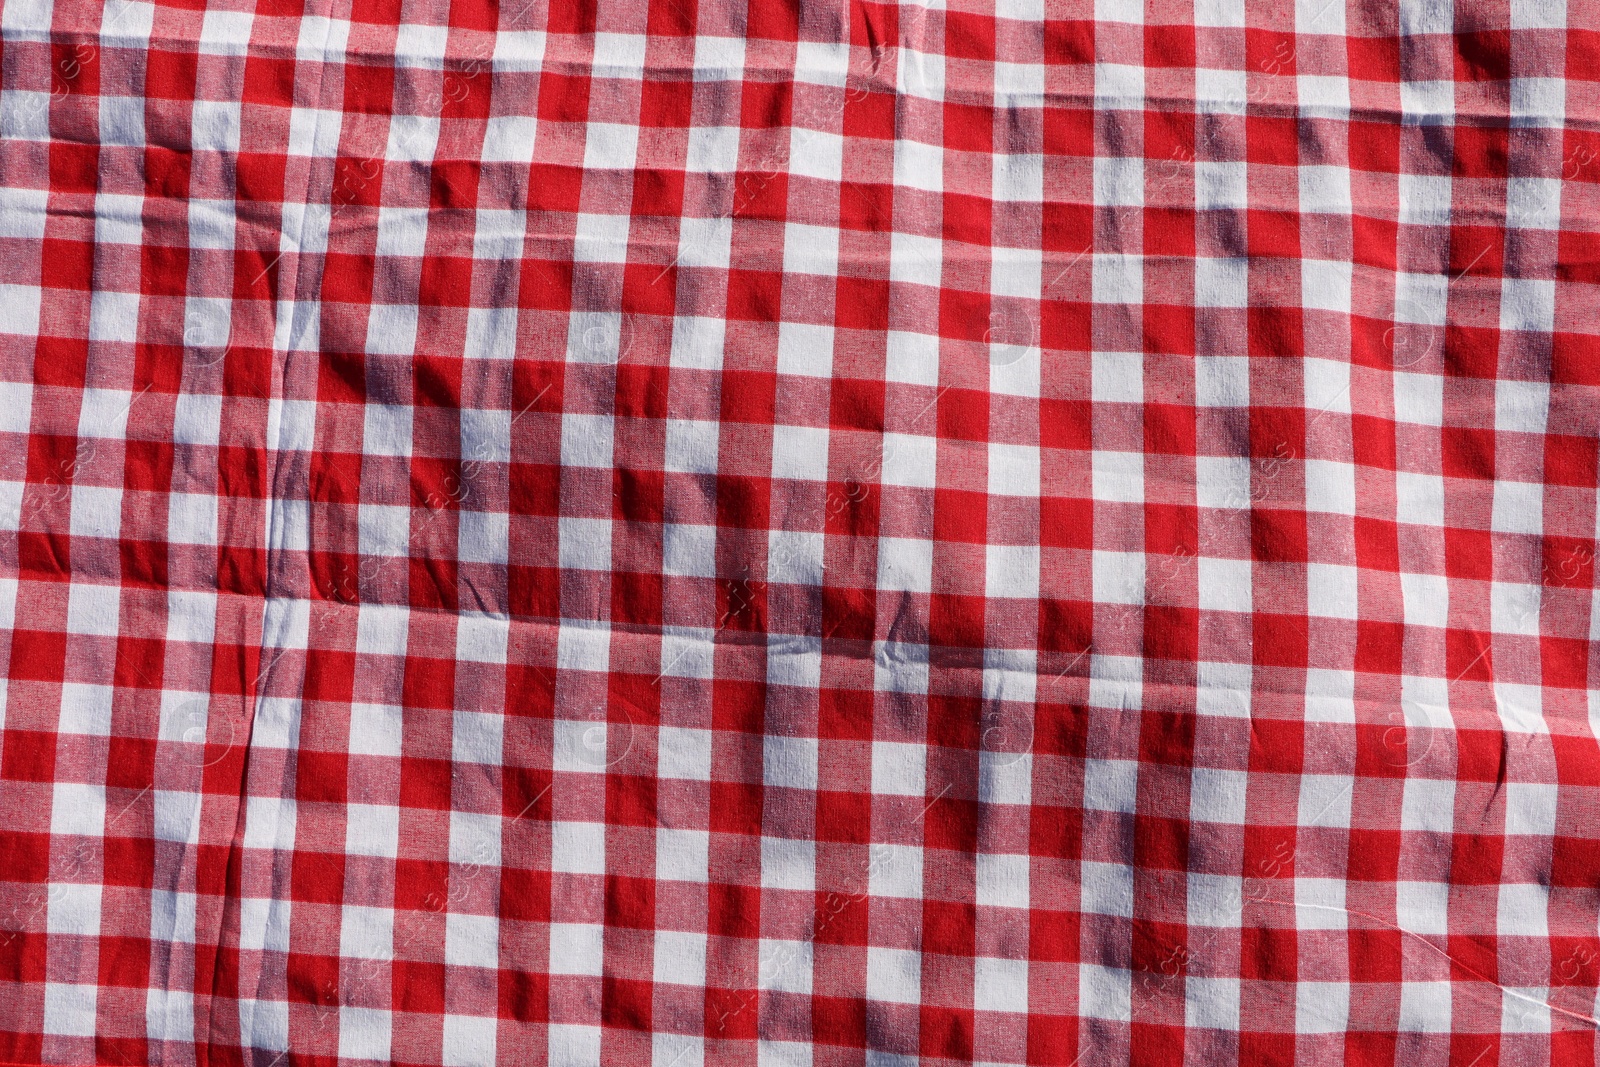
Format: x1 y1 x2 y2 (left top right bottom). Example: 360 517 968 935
2 0 1600 1064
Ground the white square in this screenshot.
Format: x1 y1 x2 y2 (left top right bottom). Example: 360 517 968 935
1083 758 1138 813
759 938 813 996
1195 257 1248 308
1092 350 1143 403
1306 563 1359 620
1501 278 1556 333
1295 877 1348 930
0 284 40 336
43 983 98 1037
1306 668 1356 723
94 192 143 244
1393 371 1443 426
685 125 741 174
769 635 823 688
345 804 400 859
366 303 419 356
1297 982 1351 1033
1400 80 1453 125
660 627 714 680
59 683 114 736
1507 177 1562 230
1492 481 1543 537
1505 781 1558 837
592 30 647 76
1188 873 1244 928
1193 356 1247 409
885 330 940 385
889 231 942 290
168 590 217 644
760 836 815 891
783 223 839 279
867 843 923 900
1496 378 1550 434
393 22 451 67
67 581 120 636
893 139 943 193
976 853 1029 909
52 782 106 837
1303 459 1355 515
1190 767 1248 824
866 946 921 1005
657 826 710 882
558 516 612 571
1511 77 1565 128
654 929 708 986
1400 571 1449 628
986 544 1039 599
150 889 198 945
1501 598 1548 659
1397 981 1452 1033
339 905 394 962
996 0 1044 16
988 442 1039 497
386 114 440 164
665 313 724 371
1198 457 1249 510
549 1025 601 1067
241 794 295 850
375 206 428 258
1186 976 1241 1031
663 418 721 476
1093 549 1144 606
583 122 639 170
190 100 242 153
1195 67 1246 115
349 704 404 757
1298 74 1350 115
1094 62 1144 110
790 128 844 182
287 106 343 157
1299 165 1351 214
1198 556 1251 613
872 741 925 797
874 640 929 696
1302 259 1352 312
560 413 613 470
1398 174 1452 226
776 321 834 378
993 152 1043 202
1196 162 1248 211
47 882 101 936
693 34 745 80
551 821 606 874
995 60 1045 106
764 734 818 791
550 922 604 976
975 957 1028 1013
770 425 829 482
1 91 50 140
877 537 933 593
1092 253 1142 304
89 290 140 343
100 94 146 148
1079 963 1131 1022
1395 471 1445 527
1081 860 1134 918
659 723 716 780
882 433 937 488
768 529 824 586
482 116 537 163
1195 0 1244 25
663 524 716 578
442 1015 496 1067
572 210 630 264
1197 660 1252 719
492 29 546 71
991 245 1042 298
1094 156 1143 208
1092 451 1144 504
794 40 850 85
1400 776 1454 833
339 1007 392 1062
453 710 504 766
457 511 505 566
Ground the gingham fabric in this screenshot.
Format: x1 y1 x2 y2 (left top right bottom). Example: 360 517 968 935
2 0 1599 1063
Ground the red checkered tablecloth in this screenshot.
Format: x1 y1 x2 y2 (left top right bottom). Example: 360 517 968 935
2 0 1600 1063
